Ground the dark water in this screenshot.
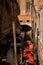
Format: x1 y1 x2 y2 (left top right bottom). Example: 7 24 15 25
0 61 10 65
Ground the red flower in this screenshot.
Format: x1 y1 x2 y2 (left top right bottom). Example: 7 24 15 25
26 53 34 62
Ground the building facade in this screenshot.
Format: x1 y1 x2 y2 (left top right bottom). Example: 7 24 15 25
17 0 32 27
17 0 43 65
34 0 43 65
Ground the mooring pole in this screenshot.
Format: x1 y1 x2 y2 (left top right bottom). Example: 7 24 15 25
11 0 18 65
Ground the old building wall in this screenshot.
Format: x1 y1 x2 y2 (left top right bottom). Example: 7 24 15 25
34 0 43 65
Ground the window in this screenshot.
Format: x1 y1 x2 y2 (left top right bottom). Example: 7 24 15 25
20 20 22 22
26 0 30 12
26 2 30 10
27 20 29 22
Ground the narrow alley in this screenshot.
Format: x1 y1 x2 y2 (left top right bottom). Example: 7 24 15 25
0 0 43 65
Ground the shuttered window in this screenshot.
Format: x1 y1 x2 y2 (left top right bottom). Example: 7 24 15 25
26 0 30 12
